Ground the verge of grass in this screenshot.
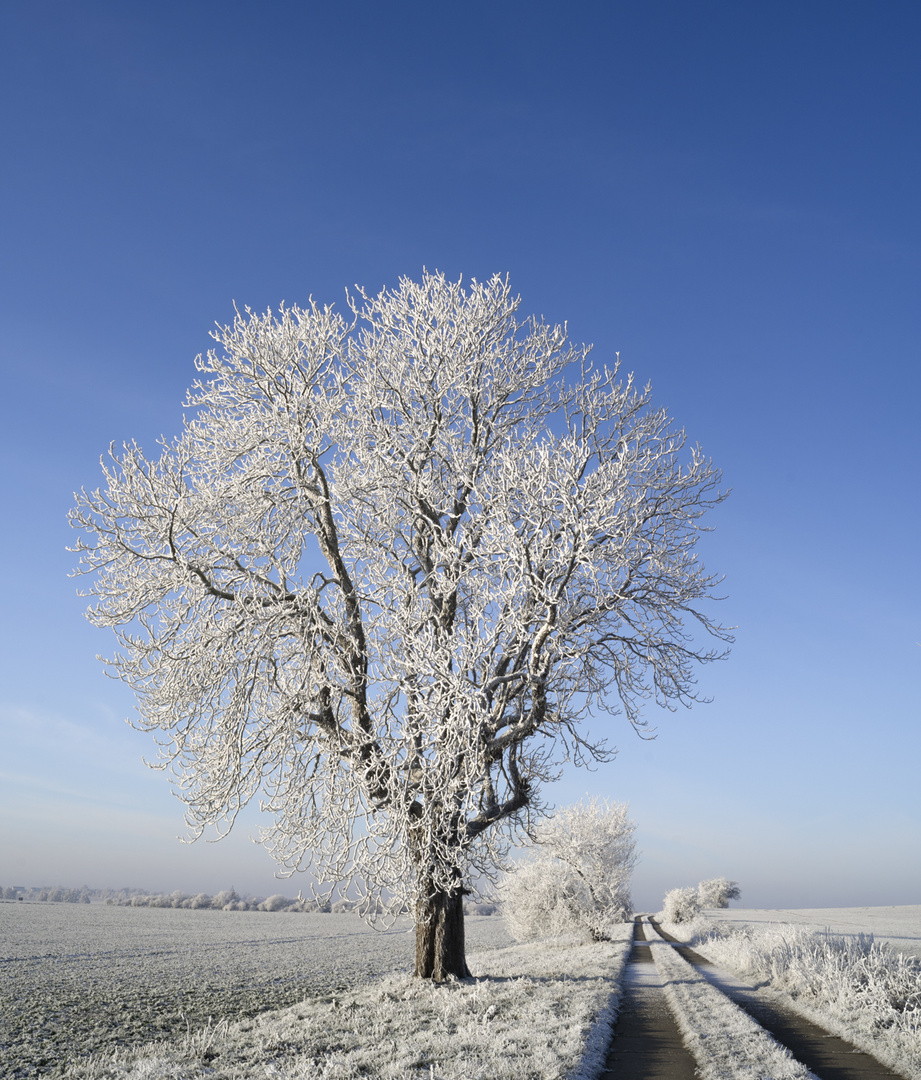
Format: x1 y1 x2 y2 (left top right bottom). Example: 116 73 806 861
63 929 633 1080
659 916 921 1080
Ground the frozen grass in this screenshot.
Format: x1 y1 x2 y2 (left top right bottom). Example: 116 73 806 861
62 931 633 1080
708 905 921 960
643 921 815 1080
0 905 513 1078
660 912 921 1080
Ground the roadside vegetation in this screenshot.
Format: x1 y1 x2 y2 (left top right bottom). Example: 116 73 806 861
499 799 636 943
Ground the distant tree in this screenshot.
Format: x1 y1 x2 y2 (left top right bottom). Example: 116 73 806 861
662 886 702 923
71 271 730 980
698 876 741 908
500 798 637 942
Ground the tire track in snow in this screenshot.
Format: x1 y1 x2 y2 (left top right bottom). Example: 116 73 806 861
599 917 698 1078
641 916 818 1080
649 919 910 1080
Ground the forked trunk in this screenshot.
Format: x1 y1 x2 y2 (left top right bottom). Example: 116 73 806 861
414 887 470 980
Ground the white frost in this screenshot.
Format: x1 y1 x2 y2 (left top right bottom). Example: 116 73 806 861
64 928 634 1080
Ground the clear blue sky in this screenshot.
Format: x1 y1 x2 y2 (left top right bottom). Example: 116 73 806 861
1 0 918 912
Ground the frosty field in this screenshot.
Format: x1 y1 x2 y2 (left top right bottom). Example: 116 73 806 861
1 902 514 1078
706 904 921 959
4 901 920 1079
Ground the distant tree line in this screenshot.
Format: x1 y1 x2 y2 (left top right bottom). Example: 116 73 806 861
2 885 93 903
1 884 497 914
109 889 343 912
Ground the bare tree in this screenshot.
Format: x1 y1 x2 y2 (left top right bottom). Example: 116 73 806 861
70 271 730 979
500 798 637 942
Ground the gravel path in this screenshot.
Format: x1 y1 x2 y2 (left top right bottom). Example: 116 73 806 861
0 902 513 1079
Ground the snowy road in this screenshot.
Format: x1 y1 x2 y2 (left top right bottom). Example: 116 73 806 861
601 917 910 1080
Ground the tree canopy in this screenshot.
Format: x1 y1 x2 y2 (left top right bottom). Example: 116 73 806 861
71 271 730 977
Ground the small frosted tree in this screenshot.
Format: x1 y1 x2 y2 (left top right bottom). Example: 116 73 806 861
70 271 729 979
500 798 637 942
662 886 702 924
698 877 741 908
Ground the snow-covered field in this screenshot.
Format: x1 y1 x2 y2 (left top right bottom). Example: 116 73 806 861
5 900 919 1079
1 901 631 1080
707 904 921 958
65 937 633 1080
2 902 516 1078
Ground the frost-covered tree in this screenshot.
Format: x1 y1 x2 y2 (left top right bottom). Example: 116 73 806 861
662 886 702 923
70 271 730 979
500 798 636 942
698 876 741 908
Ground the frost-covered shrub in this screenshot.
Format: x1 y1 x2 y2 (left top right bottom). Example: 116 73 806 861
662 886 701 923
212 889 239 909
331 898 355 913
500 799 636 943
502 859 580 941
189 892 213 909
697 876 741 908
259 893 292 912
36 886 88 903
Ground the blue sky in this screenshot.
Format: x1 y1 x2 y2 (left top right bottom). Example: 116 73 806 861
1 0 918 912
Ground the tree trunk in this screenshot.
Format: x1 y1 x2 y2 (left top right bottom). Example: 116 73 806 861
414 887 471 980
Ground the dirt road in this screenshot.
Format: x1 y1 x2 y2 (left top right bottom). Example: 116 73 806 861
600 917 910 1080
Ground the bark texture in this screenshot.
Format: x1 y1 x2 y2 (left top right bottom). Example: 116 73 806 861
414 889 471 980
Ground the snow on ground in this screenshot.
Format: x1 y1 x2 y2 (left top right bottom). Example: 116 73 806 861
62 933 634 1080
643 920 815 1080
1 901 632 1080
1 903 513 1078
706 905 921 959
9 901 918 1080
